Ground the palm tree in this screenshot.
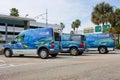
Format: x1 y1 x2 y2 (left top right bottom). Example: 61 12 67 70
108 12 116 27
75 19 81 30
10 8 19 17
91 12 100 25
114 8 120 44
70 30 74 35
107 27 115 33
108 8 120 44
91 2 113 32
71 21 76 32
71 19 81 32
0 33 2 38
60 22 65 30
115 8 120 27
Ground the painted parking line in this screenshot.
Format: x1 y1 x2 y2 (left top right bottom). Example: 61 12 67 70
0 60 5 63
0 64 11 68
0 63 37 69
0 64 7 67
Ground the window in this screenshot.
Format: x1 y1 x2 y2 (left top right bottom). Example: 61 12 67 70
14 34 24 43
62 34 70 41
71 35 81 41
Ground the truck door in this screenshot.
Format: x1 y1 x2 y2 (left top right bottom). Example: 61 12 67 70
61 34 70 51
54 32 61 51
11 34 25 54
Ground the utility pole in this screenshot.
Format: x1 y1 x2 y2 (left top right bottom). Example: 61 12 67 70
46 9 48 27
34 9 48 27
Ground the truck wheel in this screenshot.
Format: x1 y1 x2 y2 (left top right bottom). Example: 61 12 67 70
4 49 12 57
78 51 83 55
70 48 78 56
51 53 58 57
99 47 107 54
38 49 49 59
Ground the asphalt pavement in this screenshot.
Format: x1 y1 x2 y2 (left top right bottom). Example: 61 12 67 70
0 51 120 80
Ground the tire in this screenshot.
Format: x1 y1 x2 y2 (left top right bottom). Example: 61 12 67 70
38 49 49 59
4 49 12 57
70 47 78 56
99 47 107 54
78 51 83 55
50 53 58 57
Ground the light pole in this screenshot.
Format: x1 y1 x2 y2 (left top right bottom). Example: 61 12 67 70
46 9 48 27
34 9 48 27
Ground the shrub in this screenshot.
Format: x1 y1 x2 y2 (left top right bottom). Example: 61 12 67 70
0 51 2 55
116 43 120 49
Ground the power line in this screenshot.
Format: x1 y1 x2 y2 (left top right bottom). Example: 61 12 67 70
34 9 48 27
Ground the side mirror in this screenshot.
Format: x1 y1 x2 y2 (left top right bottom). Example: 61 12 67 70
11 41 17 44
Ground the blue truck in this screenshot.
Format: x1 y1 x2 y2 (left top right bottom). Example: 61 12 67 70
60 34 85 56
85 33 116 54
2 28 60 59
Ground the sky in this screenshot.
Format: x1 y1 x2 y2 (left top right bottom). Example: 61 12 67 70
0 0 120 33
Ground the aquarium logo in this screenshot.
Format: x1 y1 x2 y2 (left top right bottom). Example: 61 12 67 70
39 31 50 35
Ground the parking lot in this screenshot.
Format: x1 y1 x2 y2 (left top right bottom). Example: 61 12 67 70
0 51 120 80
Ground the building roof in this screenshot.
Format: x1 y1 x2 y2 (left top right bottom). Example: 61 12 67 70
0 14 36 22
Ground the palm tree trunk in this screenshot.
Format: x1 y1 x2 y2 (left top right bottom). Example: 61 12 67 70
102 22 104 33
118 34 120 44
74 28 75 33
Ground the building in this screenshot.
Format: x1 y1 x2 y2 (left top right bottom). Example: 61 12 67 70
75 27 94 34
84 27 94 34
74 28 84 34
0 14 60 42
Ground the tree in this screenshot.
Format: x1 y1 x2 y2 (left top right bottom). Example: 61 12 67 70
0 33 2 41
75 19 81 30
107 27 115 33
60 22 65 30
10 8 19 17
114 8 120 44
91 2 113 32
115 8 120 28
0 33 2 38
107 8 120 44
71 19 81 32
70 31 74 35
71 21 76 32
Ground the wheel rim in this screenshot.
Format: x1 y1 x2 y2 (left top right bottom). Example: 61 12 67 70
71 48 77 55
40 50 47 58
100 48 106 53
5 50 10 56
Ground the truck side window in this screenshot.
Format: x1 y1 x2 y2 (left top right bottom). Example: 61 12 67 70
62 34 70 41
71 35 81 41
